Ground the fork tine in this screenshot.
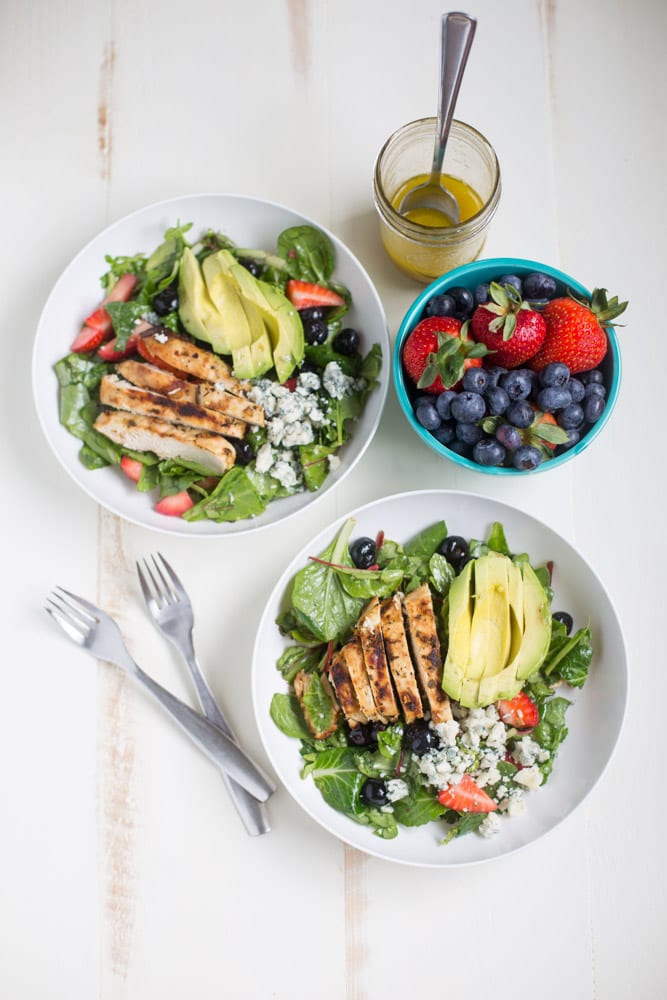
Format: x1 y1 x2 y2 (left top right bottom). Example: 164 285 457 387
154 552 187 601
136 559 155 608
54 587 101 623
50 589 97 629
45 602 87 643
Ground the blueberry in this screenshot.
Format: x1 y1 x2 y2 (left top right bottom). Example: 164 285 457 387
484 386 510 416
360 778 389 807
347 723 378 749
485 365 508 387
424 293 456 318
473 437 506 466
584 382 606 399
404 720 439 756
496 423 522 450
474 282 490 305
438 535 470 572
553 611 574 634
415 401 442 431
513 444 543 471
497 273 523 295
435 389 458 420
557 404 585 430
461 367 490 393
584 395 606 423
537 386 572 412
238 257 262 277
522 271 558 300
567 378 586 403
152 283 179 316
579 369 604 385
500 369 533 400
451 391 486 423
332 327 360 355
303 317 328 345
229 439 255 466
448 286 475 316
539 362 570 388
506 399 535 428
448 439 472 459
433 422 456 446
299 306 326 323
349 537 377 568
456 421 484 445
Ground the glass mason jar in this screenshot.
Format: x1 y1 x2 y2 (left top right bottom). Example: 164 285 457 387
373 118 501 283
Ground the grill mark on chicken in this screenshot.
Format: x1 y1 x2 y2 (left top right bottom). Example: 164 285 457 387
94 410 236 474
139 330 234 383
329 650 368 727
379 593 424 724
340 637 383 722
402 584 452 724
116 359 198 403
356 597 399 721
198 384 265 427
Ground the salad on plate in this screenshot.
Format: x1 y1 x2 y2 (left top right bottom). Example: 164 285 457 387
53 221 382 523
270 516 593 843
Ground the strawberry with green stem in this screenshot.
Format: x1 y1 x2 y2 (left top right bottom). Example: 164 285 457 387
402 316 489 394
470 282 547 368
529 288 627 373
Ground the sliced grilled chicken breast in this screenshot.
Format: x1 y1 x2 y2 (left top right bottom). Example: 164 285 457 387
99 374 247 439
340 637 383 722
293 670 340 739
402 584 452 724
94 410 236 474
356 596 399 722
197 384 265 427
379 593 424 724
116 359 198 403
139 329 234 383
328 649 368 727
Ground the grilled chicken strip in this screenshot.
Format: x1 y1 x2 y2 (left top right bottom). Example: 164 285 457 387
328 648 368 727
99 374 247 439
402 584 452 724
379 593 424 724
198 384 265 427
116 359 198 403
94 410 236 474
139 329 236 384
339 637 383 722
356 596 399 722
293 669 340 740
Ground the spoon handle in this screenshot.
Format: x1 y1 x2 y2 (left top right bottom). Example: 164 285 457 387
433 11 477 174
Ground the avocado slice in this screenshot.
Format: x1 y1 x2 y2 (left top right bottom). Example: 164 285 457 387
441 559 474 702
466 554 511 682
201 253 253 352
178 248 231 353
213 250 304 383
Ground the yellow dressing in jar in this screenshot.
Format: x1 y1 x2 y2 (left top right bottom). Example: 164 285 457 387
391 173 484 228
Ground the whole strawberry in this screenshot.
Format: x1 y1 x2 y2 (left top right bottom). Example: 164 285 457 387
470 282 547 368
529 288 627 374
402 316 488 394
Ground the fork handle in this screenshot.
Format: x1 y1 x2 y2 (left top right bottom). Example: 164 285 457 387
185 650 271 836
129 661 275 802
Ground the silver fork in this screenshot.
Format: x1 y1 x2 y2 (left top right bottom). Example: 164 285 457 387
45 588 275 803
136 554 271 836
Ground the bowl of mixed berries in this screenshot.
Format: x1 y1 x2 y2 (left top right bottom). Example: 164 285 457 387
393 258 627 473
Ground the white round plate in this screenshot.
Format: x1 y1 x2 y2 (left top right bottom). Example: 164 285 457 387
252 489 628 867
32 194 389 536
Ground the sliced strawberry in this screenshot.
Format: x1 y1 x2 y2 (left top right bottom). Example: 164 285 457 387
83 306 113 334
283 377 298 392
437 773 498 813
104 272 137 304
97 321 152 362
286 279 345 310
70 324 107 353
77 273 139 346
120 456 143 482
497 692 540 729
155 490 194 517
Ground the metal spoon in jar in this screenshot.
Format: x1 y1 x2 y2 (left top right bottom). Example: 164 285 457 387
398 11 477 225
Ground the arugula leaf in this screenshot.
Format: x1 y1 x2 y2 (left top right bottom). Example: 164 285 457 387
290 519 366 642
277 225 335 284
269 693 312 739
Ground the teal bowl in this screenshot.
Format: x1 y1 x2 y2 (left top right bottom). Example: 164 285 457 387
393 257 621 475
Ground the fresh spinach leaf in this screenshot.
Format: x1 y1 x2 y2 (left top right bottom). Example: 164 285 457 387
393 786 447 827
543 624 593 688
184 466 266 523
277 645 323 683
302 672 338 736
105 301 158 349
269 693 312 739
303 747 367 816
277 225 335 284
441 812 487 844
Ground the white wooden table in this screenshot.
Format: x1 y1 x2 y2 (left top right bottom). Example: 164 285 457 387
3 1 665 996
